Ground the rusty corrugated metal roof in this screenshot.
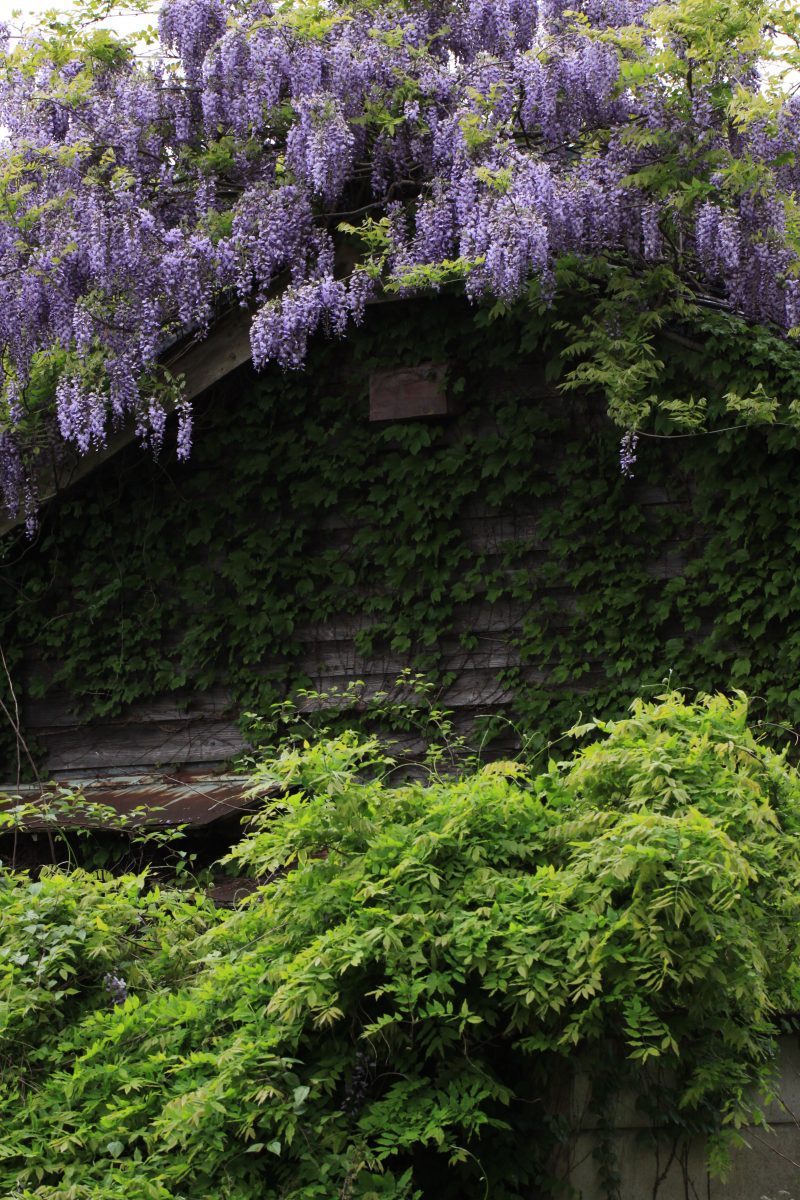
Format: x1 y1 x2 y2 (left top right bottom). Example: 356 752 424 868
0 770 267 830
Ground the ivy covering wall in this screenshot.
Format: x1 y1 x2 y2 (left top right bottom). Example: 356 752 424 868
3 296 800 774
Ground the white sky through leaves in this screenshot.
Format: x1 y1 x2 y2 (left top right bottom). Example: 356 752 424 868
0 1 157 40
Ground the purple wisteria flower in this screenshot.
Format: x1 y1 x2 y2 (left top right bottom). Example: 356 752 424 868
103 972 129 1006
0 0 796 519
619 431 638 479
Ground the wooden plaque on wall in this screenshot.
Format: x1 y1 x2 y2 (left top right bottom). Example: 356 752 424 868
369 363 450 421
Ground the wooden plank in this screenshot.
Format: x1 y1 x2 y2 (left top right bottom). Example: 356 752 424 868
27 648 614 772
23 684 235 730
289 664 604 712
38 719 245 774
294 599 530 643
167 307 255 400
646 547 691 579
296 644 522 680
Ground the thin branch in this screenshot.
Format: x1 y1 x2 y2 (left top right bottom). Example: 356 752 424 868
748 1129 800 1169
0 644 41 790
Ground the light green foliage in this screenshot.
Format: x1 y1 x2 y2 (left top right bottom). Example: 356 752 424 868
550 259 800 432
0 692 799 1196
2 0 155 80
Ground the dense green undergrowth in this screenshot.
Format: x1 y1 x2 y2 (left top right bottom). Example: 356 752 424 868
1 692 799 1198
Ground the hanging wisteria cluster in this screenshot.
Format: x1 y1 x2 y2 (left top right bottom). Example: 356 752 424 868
0 0 798 522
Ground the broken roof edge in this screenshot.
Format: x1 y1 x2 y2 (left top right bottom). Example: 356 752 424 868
0 767 273 830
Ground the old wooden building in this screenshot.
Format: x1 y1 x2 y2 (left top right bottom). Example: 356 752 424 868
1 294 799 799
3 294 800 1200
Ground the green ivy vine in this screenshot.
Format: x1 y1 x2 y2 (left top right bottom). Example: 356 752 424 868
4 293 800 774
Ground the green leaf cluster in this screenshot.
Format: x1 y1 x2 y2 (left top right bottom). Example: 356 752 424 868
1 692 799 1196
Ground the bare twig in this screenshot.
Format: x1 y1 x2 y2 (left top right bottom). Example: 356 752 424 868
0 644 41 790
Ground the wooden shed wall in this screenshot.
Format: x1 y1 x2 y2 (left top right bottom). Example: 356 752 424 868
0 297 766 779
18 483 688 775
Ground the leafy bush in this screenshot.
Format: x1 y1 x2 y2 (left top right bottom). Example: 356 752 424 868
1 692 800 1198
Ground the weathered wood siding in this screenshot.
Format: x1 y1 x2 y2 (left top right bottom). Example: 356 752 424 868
18 477 693 775
3 294 734 781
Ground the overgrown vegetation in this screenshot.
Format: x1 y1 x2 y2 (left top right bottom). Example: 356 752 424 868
1 691 799 1198
6 298 800 774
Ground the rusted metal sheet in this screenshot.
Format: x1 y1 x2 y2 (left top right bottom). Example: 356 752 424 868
369 363 449 421
0 770 267 830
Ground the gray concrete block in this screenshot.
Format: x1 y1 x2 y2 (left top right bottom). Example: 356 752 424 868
569 1036 800 1199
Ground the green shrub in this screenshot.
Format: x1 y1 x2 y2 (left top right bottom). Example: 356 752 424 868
1 692 799 1198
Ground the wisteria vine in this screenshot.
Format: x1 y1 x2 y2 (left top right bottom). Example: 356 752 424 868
0 0 799 523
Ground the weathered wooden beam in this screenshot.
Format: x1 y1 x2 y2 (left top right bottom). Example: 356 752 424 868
0 304 256 541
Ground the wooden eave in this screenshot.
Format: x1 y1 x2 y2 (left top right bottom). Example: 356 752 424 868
0 304 256 540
